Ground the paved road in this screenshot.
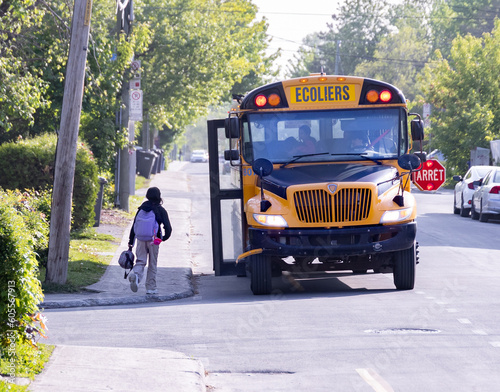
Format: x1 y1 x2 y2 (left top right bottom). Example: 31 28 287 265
42 162 500 391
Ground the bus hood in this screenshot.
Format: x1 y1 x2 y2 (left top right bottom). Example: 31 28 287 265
260 163 398 199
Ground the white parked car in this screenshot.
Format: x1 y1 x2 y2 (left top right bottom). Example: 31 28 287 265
471 167 500 222
453 165 497 217
190 149 208 163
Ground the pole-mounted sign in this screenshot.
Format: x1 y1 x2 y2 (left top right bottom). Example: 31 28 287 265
129 89 143 121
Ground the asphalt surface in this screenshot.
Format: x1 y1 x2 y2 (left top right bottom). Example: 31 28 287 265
29 161 206 392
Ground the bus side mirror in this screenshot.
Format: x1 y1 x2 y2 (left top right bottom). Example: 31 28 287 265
410 118 424 141
225 117 240 139
398 154 421 171
224 149 239 161
252 159 273 212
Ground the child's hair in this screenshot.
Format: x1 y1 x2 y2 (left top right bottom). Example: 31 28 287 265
146 187 163 204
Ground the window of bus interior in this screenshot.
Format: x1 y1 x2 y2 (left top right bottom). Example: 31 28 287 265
244 108 404 164
242 117 253 163
400 109 408 155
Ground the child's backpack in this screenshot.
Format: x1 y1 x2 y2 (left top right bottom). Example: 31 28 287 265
118 249 135 278
134 209 159 241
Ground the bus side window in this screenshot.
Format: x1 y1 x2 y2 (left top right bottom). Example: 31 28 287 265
243 141 254 161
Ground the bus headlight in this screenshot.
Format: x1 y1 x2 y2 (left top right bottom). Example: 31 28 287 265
253 214 288 227
380 208 412 224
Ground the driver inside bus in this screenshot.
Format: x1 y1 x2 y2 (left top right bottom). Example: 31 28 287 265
291 125 316 155
347 130 370 152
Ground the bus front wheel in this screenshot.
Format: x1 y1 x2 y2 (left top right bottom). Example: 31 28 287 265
249 254 272 295
393 243 416 290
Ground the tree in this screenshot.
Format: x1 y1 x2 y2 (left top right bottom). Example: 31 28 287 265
286 34 323 78
0 0 139 172
422 19 500 174
1 0 275 171
354 1 433 100
134 0 275 145
0 0 48 133
289 0 391 76
430 0 500 59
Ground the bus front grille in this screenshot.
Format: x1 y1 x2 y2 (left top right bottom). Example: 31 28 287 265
293 188 372 224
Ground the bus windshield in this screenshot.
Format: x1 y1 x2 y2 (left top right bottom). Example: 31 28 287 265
242 108 407 164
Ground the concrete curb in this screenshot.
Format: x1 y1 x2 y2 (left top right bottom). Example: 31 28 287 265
33 162 207 392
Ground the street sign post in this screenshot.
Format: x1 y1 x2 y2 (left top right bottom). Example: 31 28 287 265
129 89 143 121
412 159 446 191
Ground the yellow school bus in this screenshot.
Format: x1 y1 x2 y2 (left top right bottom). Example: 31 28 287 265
207 74 424 295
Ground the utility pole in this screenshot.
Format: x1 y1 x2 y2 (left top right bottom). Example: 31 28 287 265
46 0 93 284
116 0 135 212
334 40 341 75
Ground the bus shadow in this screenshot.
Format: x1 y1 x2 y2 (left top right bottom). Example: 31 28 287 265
271 271 395 296
187 271 397 305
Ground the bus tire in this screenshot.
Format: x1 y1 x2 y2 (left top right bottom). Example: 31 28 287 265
250 254 272 295
393 243 416 290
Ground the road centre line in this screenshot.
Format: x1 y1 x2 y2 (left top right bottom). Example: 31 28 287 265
356 368 394 392
457 318 471 324
489 342 500 348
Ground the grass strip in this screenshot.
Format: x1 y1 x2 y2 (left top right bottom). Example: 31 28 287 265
0 342 54 391
39 229 121 293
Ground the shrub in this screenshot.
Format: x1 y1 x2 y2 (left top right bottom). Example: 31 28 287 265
0 200 45 349
73 142 99 231
0 189 51 268
0 134 99 231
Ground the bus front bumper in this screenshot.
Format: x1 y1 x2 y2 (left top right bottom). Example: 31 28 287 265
248 222 416 258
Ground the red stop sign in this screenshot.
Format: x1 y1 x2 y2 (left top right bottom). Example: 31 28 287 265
412 159 446 191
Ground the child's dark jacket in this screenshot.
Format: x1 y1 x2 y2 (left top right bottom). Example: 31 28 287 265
128 200 172 245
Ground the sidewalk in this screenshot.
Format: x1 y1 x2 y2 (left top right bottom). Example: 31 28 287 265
41 160 194 309
31 161 207 392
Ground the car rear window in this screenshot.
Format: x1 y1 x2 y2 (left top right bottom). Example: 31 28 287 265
476 167 493 177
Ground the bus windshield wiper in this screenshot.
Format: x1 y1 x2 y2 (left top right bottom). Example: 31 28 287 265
280 152 330 168
330 152 383 165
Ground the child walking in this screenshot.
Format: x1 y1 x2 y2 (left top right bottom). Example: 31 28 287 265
128 187 172 294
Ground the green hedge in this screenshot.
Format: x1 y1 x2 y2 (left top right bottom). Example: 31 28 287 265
0 198 45 349
0 189 51 268
0 134 98 231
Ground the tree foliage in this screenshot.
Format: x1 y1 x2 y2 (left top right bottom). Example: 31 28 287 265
0 192 46 348
355 25 430 101
2 0 500 183
286 34 323 78
430 0 500 59
288 0 391 76
0 0 275 172
422 19 500 174
285 0 500 173
0 0 139 172
134 0 275 144
0 0 48 132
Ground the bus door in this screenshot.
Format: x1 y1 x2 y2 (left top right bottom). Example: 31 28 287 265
207 119 245 276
